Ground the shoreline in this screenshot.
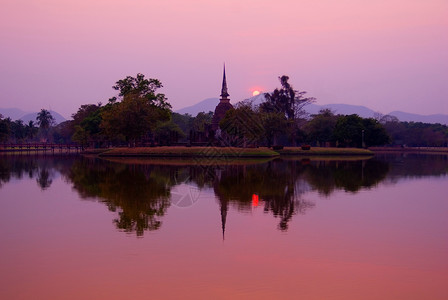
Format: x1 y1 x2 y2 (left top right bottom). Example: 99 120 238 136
369 147 448 154
4 146 448 157
95 146 374 157
97 146 280 158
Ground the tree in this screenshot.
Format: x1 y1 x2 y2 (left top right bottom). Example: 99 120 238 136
53 121 74 144
0 115 9 143
171 112 193 140
72 125 89 146
102 94 170 144
101 74 171 145
13 120 27 142
112 73 171 110
71 104 103 146
36 109 55 130
361 118 390 146
36 109 55 142
71 104 101 127
155 120 186 145
333 114 390 147
262 76 315 120
188 111 213 143
219 103 264 147
25 121 38 141
333 114 364 147
397 122 448 147
191 111 213 133
260 112 287 146
304 109 338 146
261 76 315 145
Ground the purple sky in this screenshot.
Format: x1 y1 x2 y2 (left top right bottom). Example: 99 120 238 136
1 0 447 118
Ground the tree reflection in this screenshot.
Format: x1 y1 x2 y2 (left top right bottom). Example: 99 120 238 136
187 158 390 232
62 158 174 236
36 168 53 190
0 155 70 189
375 153 448 181
204 162 315 232
3 153 447 237
0 159 11 188
302 159 390 196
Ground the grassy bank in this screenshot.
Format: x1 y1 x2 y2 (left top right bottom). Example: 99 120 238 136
102 156 276 166
276 147 374 156
92 146 374 158
98 146 280 158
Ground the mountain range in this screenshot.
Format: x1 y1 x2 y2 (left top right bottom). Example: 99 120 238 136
2 97 447 126
0 108 66 125
176 95 448 125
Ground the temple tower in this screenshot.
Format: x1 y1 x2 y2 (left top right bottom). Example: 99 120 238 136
211 65 233 131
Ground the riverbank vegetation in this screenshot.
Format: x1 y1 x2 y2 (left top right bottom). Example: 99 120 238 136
1 73 447 149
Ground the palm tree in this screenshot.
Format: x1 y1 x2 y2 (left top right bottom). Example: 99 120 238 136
36 109 55 142
36 109 55 129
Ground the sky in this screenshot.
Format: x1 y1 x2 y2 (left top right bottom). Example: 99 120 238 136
1 0 447 119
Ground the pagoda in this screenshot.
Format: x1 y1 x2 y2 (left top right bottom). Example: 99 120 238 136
211 65 233 131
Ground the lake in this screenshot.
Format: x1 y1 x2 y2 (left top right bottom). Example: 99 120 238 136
1 153 447 299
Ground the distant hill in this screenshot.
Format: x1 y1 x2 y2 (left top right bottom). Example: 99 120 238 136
0 108 31 120
0 108 66 125
20 110 66 125
305 103 378 118
176 95 448 125
176 98 219 115
388 111 448 125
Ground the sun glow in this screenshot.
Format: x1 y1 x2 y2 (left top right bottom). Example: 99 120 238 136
252 90 260 96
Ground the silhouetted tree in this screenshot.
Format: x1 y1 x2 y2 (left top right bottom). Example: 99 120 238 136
36 109 55 141
333 114 365 147
304 109 338 146
155 120 185 145
101 74 171 145
361 118 390 146
0 115 9 142
36 109 55 130
261 76 315 145
220 102 264 146
71 104 103 146
25 120 38 141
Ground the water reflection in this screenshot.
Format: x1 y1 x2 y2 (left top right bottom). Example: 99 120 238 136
209 162 315 231
302 159 390 195
1 153 447 236
0 155 72 189
375 152 448 181
36 168 54 190
61 158 174 236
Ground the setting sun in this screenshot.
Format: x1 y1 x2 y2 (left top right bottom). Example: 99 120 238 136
252 90 260 96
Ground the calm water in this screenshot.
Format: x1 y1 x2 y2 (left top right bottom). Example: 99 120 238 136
0 153 447 299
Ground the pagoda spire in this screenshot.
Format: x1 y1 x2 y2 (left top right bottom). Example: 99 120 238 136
220 64 229 99
211 64 233 131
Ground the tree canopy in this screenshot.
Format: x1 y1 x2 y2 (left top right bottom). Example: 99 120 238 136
36 109 55 129
261 75 315 120
112 73 171 110
101 74 172 144
260 75 315 145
